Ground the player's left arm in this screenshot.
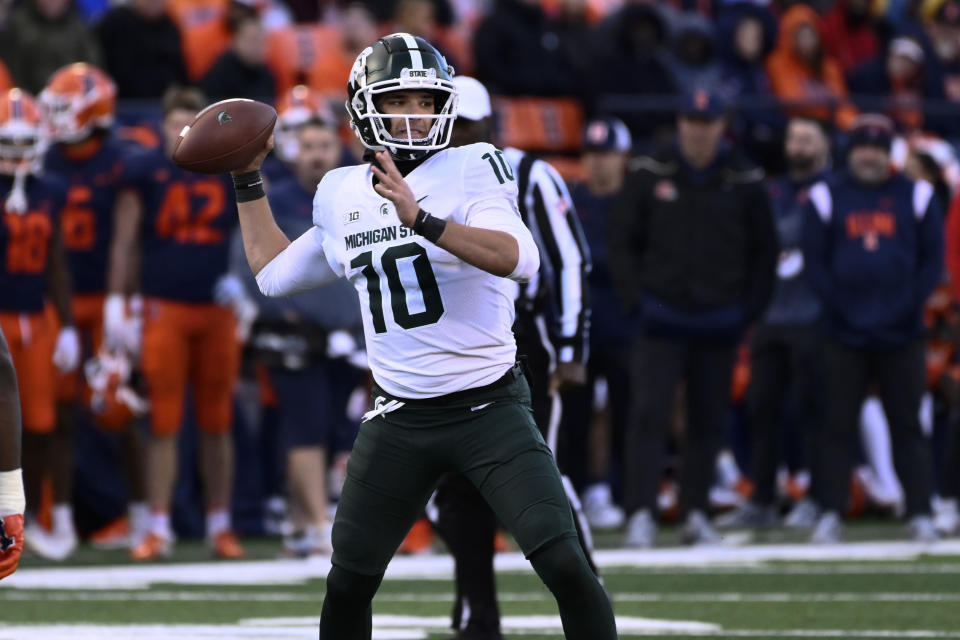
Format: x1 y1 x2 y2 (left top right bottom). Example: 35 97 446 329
371 150 539 281
46 220 79 373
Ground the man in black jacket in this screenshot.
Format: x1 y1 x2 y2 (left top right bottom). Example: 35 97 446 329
201 13 276 104
609 89 778 548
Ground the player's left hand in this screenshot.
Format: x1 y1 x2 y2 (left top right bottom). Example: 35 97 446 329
550 361 587 393
371 151 419 227
52 326 81 373
0 514 24 580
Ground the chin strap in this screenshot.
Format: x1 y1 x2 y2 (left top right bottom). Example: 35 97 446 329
4 168 29 215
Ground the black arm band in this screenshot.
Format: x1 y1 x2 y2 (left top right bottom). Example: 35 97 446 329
232 170 265 203
412 208 447 244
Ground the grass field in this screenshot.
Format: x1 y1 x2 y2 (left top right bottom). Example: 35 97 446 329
2 524 960 639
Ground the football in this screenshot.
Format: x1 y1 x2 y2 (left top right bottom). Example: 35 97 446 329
172 98 276 174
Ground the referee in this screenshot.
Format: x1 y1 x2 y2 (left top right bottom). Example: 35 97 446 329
432 76 594 640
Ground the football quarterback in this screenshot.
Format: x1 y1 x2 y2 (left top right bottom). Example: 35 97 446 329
231 33 618 639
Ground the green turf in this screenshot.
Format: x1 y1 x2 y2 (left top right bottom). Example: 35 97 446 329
4 524 960 639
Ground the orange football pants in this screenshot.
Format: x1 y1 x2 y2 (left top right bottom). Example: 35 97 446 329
0 309 57 433
55 293 104 403
140 299 239 437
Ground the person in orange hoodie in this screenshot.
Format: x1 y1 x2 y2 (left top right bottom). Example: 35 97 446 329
766 4 858 130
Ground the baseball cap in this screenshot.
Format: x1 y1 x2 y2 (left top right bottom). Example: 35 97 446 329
889 37 925 64
679 87 726 120
848 113 894 152
582 116 632 153
452 76 492 121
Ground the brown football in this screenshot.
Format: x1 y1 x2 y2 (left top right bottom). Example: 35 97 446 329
172 98 276 174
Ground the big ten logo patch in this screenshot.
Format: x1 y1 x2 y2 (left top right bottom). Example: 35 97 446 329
344 210 360 224
846 210 896 251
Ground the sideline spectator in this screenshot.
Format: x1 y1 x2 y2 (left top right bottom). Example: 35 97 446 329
235 118 363 557
766 4 858 130
923 0 960 104
802 114 942 544
568 116 634 531
586 2 676 140
821 0 886 74
609 89 778 548
848 36 952 136
3 0 101 94
666 12 723 94
716 117 830 531
202 13 276 103
473 0 581 96
716 2 782 169
96 0 188 99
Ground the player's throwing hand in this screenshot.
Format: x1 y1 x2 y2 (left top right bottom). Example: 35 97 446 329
371 151 419 227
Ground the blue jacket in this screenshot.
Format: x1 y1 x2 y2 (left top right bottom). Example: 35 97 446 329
763 172 824 327
802 170 943 347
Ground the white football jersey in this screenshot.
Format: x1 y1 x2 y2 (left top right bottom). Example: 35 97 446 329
312 142 529 398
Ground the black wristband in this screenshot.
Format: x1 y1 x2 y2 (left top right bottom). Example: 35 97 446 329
412 208 447 244
232 170 265 203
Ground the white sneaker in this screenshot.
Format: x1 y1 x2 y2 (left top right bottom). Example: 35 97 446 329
307 522 333 555
933 498 959 536
582 484 625 531
129 504 151 549
810 511 843 544
907 515 940 544
784 498 820 529
624 510 656 548
680 510 722 546
25 524 77 561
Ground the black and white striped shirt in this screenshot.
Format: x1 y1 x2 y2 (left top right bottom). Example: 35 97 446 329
504 147 591 364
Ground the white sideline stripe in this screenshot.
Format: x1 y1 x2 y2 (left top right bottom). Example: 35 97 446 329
6 620 960 639
6 540 960 590
242 614 721 633
5 590 960 604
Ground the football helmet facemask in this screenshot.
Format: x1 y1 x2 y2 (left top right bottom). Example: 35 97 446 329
0 88 45 177
346 33 458 161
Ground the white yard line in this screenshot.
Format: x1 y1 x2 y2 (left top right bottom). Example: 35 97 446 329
4 618 960 640
4 590 960 603
5 539 960 590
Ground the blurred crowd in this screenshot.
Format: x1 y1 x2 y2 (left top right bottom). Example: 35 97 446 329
4 0 960 564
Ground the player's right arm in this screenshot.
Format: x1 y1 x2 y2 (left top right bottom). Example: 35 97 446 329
232 138 339 296
0 327 24 581
104 186 143 350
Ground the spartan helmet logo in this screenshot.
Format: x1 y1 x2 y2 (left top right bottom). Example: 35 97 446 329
216 110 232 126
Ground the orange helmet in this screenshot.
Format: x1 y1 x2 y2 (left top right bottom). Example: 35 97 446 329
275 85 335 162
39 63 116 144
0 88 46 177
84 349 149 432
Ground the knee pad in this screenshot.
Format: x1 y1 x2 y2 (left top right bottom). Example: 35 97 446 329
324 565 383 607
529 536 593 601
